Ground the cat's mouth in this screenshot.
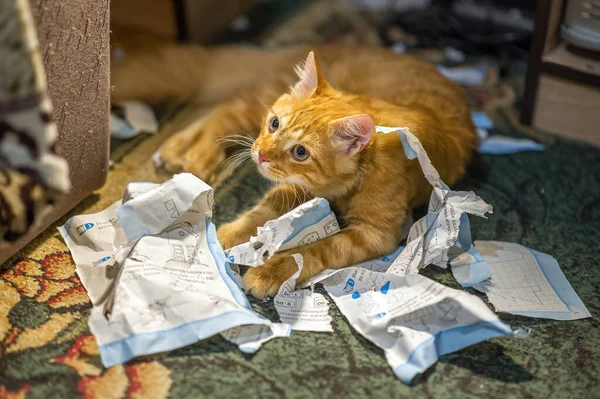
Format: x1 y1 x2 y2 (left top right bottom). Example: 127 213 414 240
256 162 278 182
252 150 277 181
255 159 287 183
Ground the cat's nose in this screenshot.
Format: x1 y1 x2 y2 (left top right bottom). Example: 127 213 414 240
258 152 269 164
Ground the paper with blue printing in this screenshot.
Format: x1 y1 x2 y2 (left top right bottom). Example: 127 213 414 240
274 254 333 332
57 173 290 367
375 126 493 286
55 126 585 381
224 199 339 332
110 101 158 140
471 112 546 155
452 241 591 320
321 268 517 384
224 197 340 267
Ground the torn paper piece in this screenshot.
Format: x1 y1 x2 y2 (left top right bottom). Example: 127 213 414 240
122 182 160 204
115 173 213 242
452 241 591 320
111 101 159 139
375 127 492 280
58 174 283 367
225 198 340 266
220 323 291 353
472 112 494 130
57 201 128 305
448 213 492 287
322 268 516 384
275 291 333 332
299 244 406 289
437 64 487 86
274 254 333 332
478 136 545 154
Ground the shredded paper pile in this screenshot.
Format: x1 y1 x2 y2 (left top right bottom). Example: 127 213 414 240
58 127 589 383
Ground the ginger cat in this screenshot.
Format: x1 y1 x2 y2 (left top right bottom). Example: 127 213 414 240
111 45 477 298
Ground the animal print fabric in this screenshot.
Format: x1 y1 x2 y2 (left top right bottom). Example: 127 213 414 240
0 0 70 246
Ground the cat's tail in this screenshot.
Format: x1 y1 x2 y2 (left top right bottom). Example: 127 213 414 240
111 45 214 104
111 44 303 105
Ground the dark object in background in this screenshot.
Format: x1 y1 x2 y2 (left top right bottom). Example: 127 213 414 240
522 0 600 148
111 0 262 45
1 0 110 266
380 0 534 76
561 0 600 51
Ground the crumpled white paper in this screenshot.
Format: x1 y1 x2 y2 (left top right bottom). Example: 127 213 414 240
452 240 591 320
58 173 289 367
225 198 339 267
375 127 493 286
224 200 340 332
273 254 333 332
111 101 159 140
322 268 517 384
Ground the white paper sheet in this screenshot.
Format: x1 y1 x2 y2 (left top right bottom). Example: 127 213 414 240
471 111 545 155
273 254 333 332
225 198 340 267
452 241 591 320
220 323 290 353
58 173 289 367
322 268 516 383
111 101 159 139
375 127 492 285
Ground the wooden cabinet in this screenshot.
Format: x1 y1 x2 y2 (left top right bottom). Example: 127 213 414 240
522 0 600 147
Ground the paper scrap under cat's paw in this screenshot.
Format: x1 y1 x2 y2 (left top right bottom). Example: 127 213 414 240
225 198 340 267
273 254 333 332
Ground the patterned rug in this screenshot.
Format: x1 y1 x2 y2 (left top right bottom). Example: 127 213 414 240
1 2 599 398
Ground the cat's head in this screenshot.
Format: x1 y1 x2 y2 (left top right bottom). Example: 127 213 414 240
251 52 374 196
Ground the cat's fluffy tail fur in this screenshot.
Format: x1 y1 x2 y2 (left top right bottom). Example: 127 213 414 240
111 45 306 105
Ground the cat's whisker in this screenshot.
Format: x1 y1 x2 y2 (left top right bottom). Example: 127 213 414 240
233 130 256 143
286 178 302 207
217 149 251 176
298 184 310 203
216 137 253 148
226 133 255 143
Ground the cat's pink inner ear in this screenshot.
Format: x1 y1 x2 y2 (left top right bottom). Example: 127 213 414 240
292 51 319 97
332 114 375 155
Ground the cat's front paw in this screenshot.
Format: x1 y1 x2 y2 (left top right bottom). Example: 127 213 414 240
183 143 227 185
242 255 298 299
159 124 203 174
217 221 253 250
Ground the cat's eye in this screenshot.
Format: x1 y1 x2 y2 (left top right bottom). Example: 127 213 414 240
291 145 309 161
269 117 279 133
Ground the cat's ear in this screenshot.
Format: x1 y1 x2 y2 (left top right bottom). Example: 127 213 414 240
292 51 328 97
331 114 375 156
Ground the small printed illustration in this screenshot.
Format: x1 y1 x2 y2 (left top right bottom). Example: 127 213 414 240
343 278 355 293
395 298 462 332
313 295 328 308
168 279 201 293
163 223 201 264
164 199 180 218
76 222 94 235
324 219 339 236
298 231 320 246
